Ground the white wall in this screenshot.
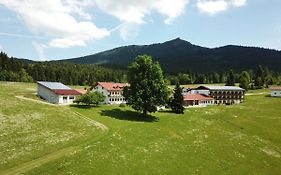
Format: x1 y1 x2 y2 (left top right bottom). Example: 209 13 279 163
191 90 210 96
185 99 214 107
37 84 78 104
93 85 126 104
37 85 59 103
271 90 281 97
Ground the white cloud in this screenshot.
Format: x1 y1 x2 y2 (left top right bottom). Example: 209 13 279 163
197 0 247 15
94 0 189 24
118 23 141 41
231 0 247 7
0 0 110 48
93 0 188 40
49 38 86 48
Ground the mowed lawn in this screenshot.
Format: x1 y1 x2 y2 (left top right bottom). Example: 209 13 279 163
0 82 281 174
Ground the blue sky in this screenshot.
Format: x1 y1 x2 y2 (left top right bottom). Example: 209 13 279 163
0 0 280 61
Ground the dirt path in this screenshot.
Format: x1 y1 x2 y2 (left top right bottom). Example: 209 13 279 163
72 111 108 131
0 147 77 175
15 95 55 106
245 92 268 96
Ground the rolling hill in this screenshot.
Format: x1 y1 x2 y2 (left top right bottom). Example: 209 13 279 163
61 38 281 74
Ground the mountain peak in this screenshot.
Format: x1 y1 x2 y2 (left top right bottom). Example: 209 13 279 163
164 38 192 46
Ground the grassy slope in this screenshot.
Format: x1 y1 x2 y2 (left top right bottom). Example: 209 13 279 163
0 82 281 174
0 82 104 173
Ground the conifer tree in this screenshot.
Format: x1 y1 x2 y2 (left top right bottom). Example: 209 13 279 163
226 70 235 86
171 83 184 114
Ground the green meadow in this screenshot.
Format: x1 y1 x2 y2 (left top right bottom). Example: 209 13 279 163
0 82 280 174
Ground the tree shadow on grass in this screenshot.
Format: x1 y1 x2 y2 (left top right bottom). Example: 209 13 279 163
158 110 175 114
100 109 158 122
70 104 99 109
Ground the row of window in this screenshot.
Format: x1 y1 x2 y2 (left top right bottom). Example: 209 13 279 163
109 91 123 95
109 98 125 102
212 96 243 99
200 100 213 104
211 91 243 94
63 96 75 100
215 100 241 104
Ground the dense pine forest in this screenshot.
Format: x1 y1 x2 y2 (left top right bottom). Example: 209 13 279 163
0 52 126 86
0 51 281 88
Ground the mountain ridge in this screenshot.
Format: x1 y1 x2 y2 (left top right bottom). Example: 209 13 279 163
58 38 281 73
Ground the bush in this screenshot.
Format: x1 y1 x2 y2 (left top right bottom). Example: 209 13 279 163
119 103 126 107
74 91 105 106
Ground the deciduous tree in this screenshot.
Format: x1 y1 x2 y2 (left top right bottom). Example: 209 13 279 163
124 55 169 115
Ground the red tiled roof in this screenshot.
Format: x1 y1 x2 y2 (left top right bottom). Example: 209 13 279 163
97 82 127 91
52 89 81 95
269 86 281 91
183 94 214 101
75 89 88 95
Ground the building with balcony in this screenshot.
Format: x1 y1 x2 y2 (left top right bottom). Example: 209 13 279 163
92 82 128 104
196 86 245 105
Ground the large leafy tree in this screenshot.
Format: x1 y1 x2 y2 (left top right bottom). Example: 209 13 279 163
171 83 184 114
124 55 169 115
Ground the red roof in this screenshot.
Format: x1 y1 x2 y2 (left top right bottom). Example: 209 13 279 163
75 89 88 95
270 86 281 91
97 82 127 91
184 94 214 101
52 89 81 95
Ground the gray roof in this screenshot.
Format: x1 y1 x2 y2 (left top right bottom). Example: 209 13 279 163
201 86 245 91
37 81 71 90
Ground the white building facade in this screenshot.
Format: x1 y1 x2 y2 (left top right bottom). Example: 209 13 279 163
183 94 215 107
37 81 81 104
93 82 127 104
196 86 245 105
270 86 281 97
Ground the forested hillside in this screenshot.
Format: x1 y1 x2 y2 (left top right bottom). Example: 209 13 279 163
63 38 281 74
1 50 281 87
0 52 126 86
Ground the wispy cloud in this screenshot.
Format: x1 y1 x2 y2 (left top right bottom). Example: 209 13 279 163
0 32 47 40
32 41 47 61
197 0 247 15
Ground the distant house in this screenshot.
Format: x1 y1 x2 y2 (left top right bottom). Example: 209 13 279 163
183 94 214 107
75 88 88 95
92 82 127 104
37 81 81 104
196 86 245 105
270 86 281 97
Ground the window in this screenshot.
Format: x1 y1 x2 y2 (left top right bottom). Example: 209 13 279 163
63 96 67 100
69 96 74 100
